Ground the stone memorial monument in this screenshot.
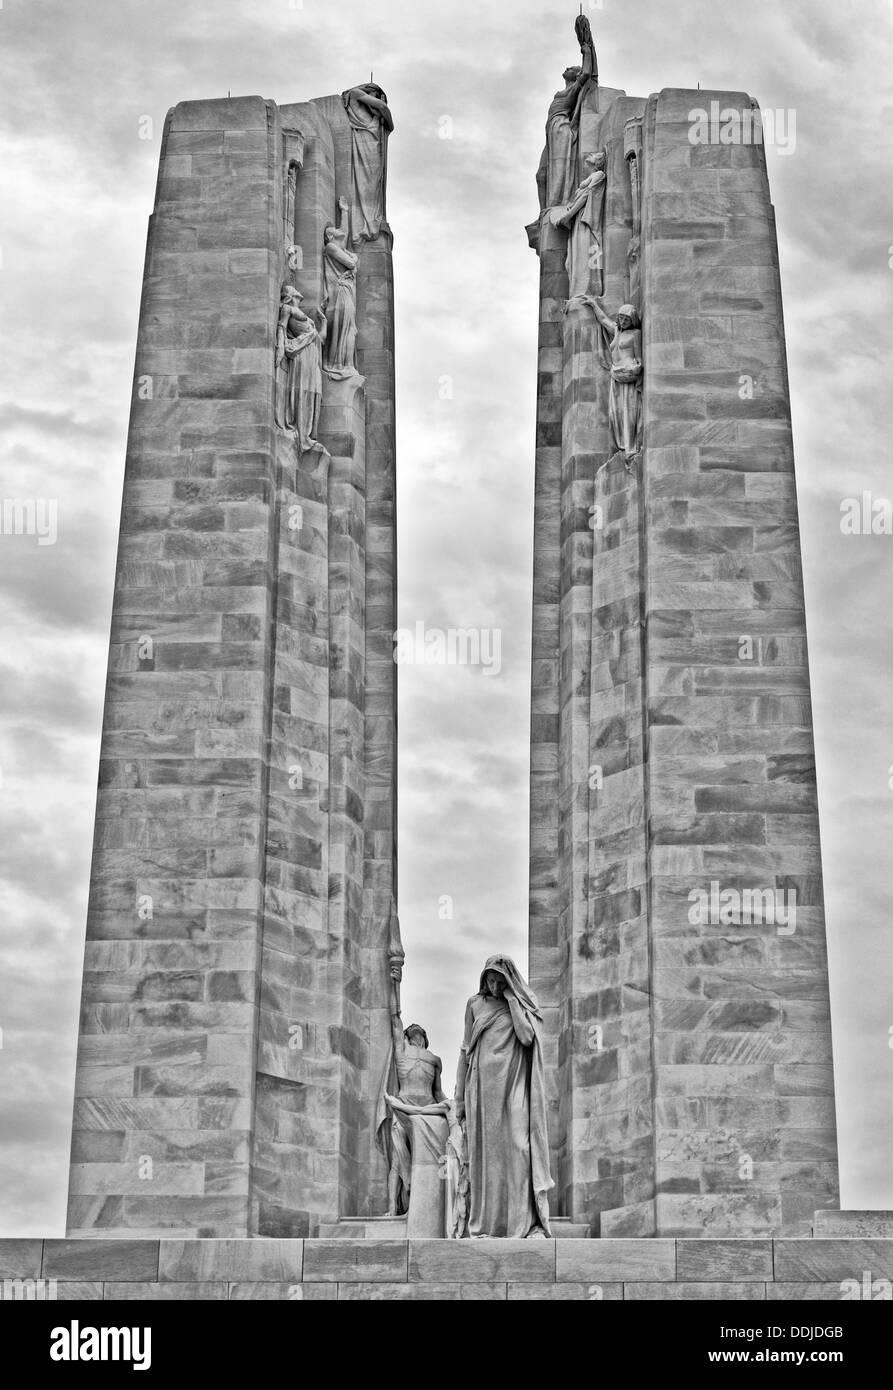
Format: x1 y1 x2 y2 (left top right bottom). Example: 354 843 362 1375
2 22 890 1302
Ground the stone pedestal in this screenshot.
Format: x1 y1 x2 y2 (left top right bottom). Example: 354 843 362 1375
3 1232 889 1300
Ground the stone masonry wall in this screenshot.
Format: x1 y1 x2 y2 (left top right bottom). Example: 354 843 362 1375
68 90 398 1239
641 90 838 1237
2 1237 890 1301
528 84 838 1238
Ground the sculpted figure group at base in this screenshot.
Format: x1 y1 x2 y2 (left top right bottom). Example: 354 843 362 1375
455 956 553 1238
377 949 553 1239
378 952 451 1238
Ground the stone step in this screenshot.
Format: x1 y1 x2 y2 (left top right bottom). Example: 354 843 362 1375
813 1209 893 1238
317 1217 591 1239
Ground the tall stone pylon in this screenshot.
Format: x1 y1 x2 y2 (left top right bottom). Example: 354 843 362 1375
66 88 398 1238
527 66 839 1236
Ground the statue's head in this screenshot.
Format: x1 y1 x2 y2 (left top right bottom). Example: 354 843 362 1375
617 303 639 330
361 82 388 102
477 955 539 1013
562 65 581 84
281 285 302 303
404 1024 428 1048
483 969 507 999
584 151 606 170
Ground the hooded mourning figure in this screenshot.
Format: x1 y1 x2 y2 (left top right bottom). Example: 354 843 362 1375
341 83 394 245
454 955 553 1238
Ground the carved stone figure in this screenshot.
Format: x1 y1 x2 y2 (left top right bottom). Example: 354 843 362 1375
454 955 553 1238
624 118 644 302
274 285 327 455
445 1110 470 1239
342 83 394 245
322 198 360 379
379 956 450 1237
584 296 644 463
537 18 597 209
550 150 606 300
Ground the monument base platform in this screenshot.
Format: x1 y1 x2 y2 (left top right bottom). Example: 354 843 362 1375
316 1217 591 1239
2 1233 892 1300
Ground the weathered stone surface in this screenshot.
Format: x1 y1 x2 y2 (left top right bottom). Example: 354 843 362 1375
301 1239 408 1283
0 1240 43 1279
409 1239 554 1284
625 1281 767 1300
42 1240 160 1281
528 84 837 1236
4 1238 890 1300
557 1239 676 1281
774 1240 893 1282
68 88 398 1239
159 1237 303 1281
814 1211 893 1238
676 1238 772 1280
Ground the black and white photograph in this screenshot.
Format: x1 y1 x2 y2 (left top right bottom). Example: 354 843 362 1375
1 0 892 1348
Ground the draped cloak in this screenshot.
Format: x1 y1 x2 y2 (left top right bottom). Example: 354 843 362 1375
274 314 323 452
322 240 358 379
460 955 553 1237
342 87 393 245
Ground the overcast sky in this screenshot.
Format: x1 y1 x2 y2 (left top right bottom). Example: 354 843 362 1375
1 0 892 1235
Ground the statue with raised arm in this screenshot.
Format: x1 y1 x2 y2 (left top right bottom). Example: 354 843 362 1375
322 198 360 379
375 928 450 1236
537 16 597 210
342 82 394 245
583 296 644 464
550 149 606 300
274 284 327 456
454 955 553 1238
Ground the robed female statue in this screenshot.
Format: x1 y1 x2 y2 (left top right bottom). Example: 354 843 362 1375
454 955 553 1238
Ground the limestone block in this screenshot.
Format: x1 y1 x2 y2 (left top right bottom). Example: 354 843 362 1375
774 1240 893 1282
159 1238 304 1281
301 1240 408 1283
557 1239 675 1281
338 1283 508 1301
104 1281 229 1299
0 1240 43 1279
42 1240 160 1281
625 1281 766 1300
409 1240 555 1285
677 1238 773 1280
814 1211 893 1238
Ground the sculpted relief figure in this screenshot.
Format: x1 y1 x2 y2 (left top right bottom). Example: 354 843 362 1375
538 15 597 210
342 83 394 245
274 285 327 455
454 956 553 1238
584 296 644 464
322 198 360 379
377 953 450 1237
550 150 606 301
